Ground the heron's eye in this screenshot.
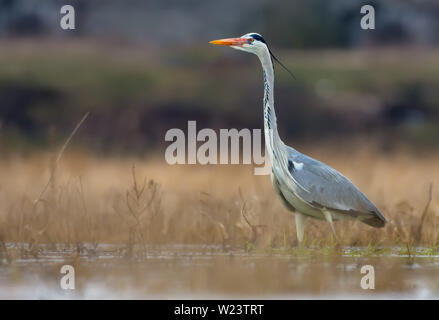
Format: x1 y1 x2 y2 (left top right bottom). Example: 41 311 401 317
248 38 254 44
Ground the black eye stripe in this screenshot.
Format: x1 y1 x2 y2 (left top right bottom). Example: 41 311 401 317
250 34 266 44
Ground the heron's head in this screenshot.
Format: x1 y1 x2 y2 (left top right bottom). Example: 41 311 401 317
209 33 268 56
209 33 296 79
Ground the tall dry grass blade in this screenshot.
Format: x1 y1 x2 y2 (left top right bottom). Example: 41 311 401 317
414 183 433 243
33 112 90 206
240 198 267 244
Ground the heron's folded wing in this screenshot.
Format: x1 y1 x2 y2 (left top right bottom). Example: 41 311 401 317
286 147 385 223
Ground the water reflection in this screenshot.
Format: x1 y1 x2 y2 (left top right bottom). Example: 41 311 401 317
1 244 438 299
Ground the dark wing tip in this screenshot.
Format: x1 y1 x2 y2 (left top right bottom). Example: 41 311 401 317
361 208 387 228
362 216 386 228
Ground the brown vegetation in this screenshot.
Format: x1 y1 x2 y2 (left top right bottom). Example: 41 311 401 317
0 142 437 256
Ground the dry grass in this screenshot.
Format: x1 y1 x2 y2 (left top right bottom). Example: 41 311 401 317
0 142 438 260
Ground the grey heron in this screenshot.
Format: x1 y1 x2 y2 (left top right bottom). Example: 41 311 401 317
210 33 386 243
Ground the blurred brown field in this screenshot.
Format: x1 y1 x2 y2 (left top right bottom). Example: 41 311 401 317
0 142 437 256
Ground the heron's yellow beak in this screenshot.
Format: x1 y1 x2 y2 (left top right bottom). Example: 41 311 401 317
209 38 247 46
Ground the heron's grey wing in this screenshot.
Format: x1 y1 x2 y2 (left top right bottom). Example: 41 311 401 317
285 147 386 227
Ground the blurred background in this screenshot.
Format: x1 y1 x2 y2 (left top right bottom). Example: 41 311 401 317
1 0 439 156
1 0 439 299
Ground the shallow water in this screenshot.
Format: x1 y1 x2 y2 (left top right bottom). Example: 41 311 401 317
1 244 438 299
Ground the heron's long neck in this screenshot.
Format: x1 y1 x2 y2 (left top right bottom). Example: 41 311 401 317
259 50 286 166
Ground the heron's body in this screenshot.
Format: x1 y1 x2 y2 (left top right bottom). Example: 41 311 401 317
210 33 386 242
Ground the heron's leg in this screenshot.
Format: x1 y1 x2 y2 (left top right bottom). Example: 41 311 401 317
295 212 307 244
322 209 340 243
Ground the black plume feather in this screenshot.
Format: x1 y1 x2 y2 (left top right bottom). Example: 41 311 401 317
268 47 296 80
